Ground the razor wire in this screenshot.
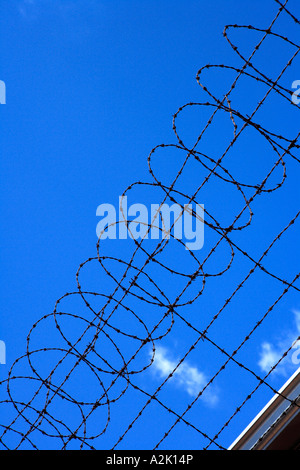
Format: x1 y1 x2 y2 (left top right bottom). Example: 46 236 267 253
1 0 300 450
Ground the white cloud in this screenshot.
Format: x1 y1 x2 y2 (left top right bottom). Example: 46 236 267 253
258 343 282 373
258 310 300 377
150 345 219 407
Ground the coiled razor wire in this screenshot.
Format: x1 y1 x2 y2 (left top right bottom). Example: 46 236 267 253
1 0 300 450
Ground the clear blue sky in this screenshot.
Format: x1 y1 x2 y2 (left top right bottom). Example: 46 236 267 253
0 0 299 450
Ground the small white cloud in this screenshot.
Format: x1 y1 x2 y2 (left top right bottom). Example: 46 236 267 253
258 343 282 373
258 310 300 377
151 345 219 407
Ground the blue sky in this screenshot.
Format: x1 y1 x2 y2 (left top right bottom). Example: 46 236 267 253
0 0 300 450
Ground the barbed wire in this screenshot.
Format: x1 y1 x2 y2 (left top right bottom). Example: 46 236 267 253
1 0 299 450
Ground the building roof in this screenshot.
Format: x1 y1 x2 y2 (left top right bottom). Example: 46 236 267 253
229 367 300 450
